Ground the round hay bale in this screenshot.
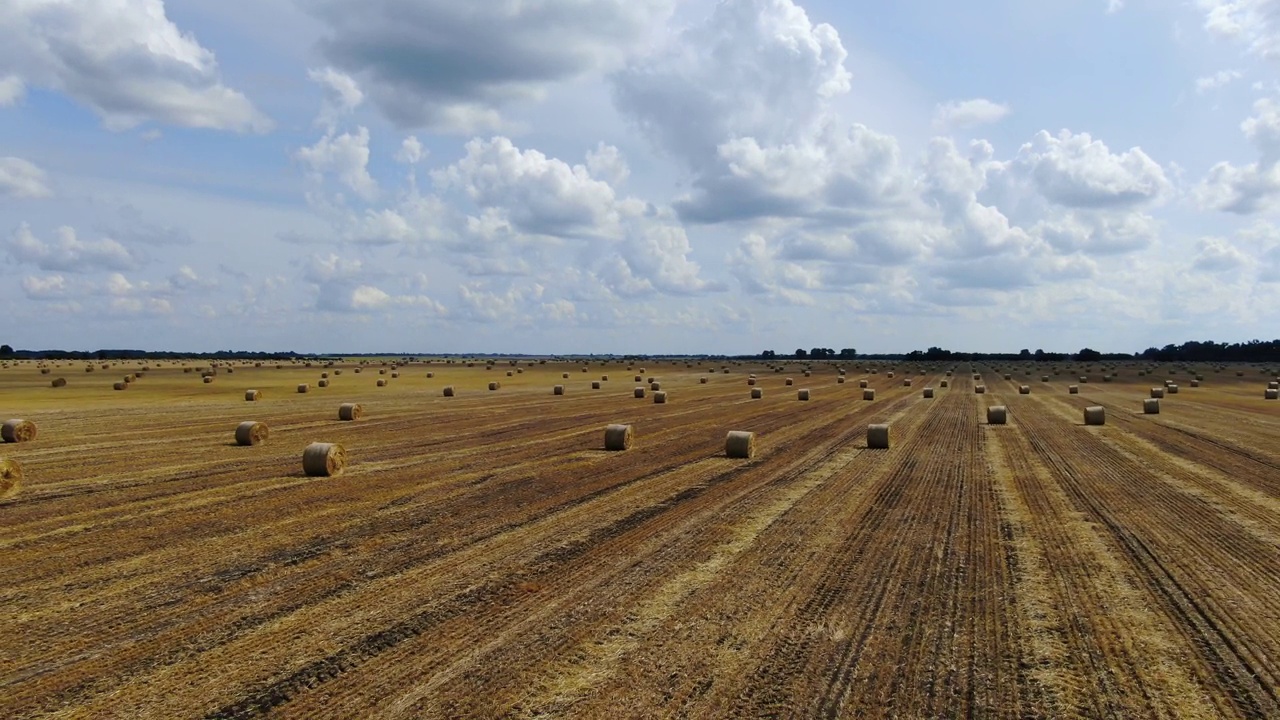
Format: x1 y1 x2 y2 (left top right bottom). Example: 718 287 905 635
751 387 763 399
564 373 571 379
1190 380 1200 387
650 382 661 391
867 424 890 449
1 419 36 443
113 381 127 391
1019 385 1030 395
923 387 934 398
987 406 1008 425
653 391 667 404
321 372 329 379
302 442 346 477
376 379 387 387
1265 389 1279 400
334 369 342 375
590 381 601 390
51 377 67 388
1269 381 1279 390
245 389 261 401
1150 387 1164 398
941 380 949 388
634 387 646 398
338 403 363 421
0 456 22 499
319 379 331 388
379 369 387 375
443 386 455 397
234 421 269 446
506 371 513 377
40 368 49 375
553 385 565 395
1144 399 1160 414
1003 374 1012 381
725 430 756 459
863 389 876 401
975 385 987 394
797 389 810 401
354 368 361 374
700 377 708 384
1068 385 1079 395
604 424 634 451
1084 406 1106 425
1167 384 1179 394
297 383 310 393
202 376 214 384
1041 376 1049 382
785 378 795 386
601 375 609 382
427 372 434 378
488 381 500 391
902 379 912 387
747 378 757 386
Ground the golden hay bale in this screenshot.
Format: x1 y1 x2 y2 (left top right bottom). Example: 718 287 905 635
1150 387 1164 398
298 384 310 393
747 378 757 386
975 385 987 394
1265 389 1279 400
376 379 387 387
863 389 876 401
444 386 456 397
634 375 642 382
987 406 1008 425
797 389 810 401
867 424 890 449
2 419 37 443
0 456 21 499
1190 380 1200 387
113 381 127 391
592 381 601 390
1084 406 1106 425
202 376 214 384
338 403 363 421
650 381 661 391
427 372 434 378
183 367 192 373
857 379 867 388
902 379 912 387
1003 374 1012 381
837 376 846 384
319 379 331 388
1068 385 1079 394
751 387 764 399
653 391 668 404
40 368 49 375
634 387 646 398
1269 381 1279 390
1019 385 1030 395
489 381 500 391
601 375 609 382
923 387 934 398
553 385 565 395
725 430 756 459
1144 399 1160 415
700 377 708 384
379 369 387 375
321 372 329 378
940 380 949 388
234 421 269 446
604 424 634 451
506 371 513 377
303 442 346 477
51 378 67 388
639 367 647 374
245 389 261 401
1041 376 1049 382
786 378 795 386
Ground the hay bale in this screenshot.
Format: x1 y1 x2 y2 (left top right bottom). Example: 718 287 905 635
634 375 642 382
245 389 261 401
0 456 21 499
858 379 867 388
923 387 934 398
379 369 387 375
1041 376 1049 382
797 389 810 401
1084 406 1106 425
1003 374 1012 381
376 379 387 387
725 431 756 459
604 424 634 451
302 442 346 477
234 421 269 446
40 368 49 375
1191 380 1200 387
1266 389 1279 400
700 377 708 384
987 406 1008 425
902 379 912 387
444 386 455 397
634 387 646 398
601 375 609 382
319 379 331 388
334 369 342 375
751 387 764 399
489 381 500 391
1168 384 1179 394
338 403 363 421
975 385 986 394
650 382 661 391
867 424 890 449
837 376 846 384
1150 387 1164 398
1144 399 1160 415
554 385 565 395
1019 385 1030 395
298 384 310 393
51 378 66 388
590 381 600 390
786 378 795 386
941 380 949 388
1068 385 1079 395
113 382 127 391
1268 381 1279 390
202 376 214 384
321 372 329 379
1 419 36 443
747 377 757 386
653 391 667 404
863 389 876 401
427 372 434 378
1079 376 1088 383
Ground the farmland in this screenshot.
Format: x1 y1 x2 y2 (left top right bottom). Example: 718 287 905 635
2 359 1279 718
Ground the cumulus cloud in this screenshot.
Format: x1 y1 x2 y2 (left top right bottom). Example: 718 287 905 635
0 74 23 105
0 0 270 132
296 126 379 202
1192 236 1251 272
309 66 364 130
21 274 66 299
1197 97 1280 213
305 0 674 131
1010 130 1171 209
0 156 52 198
6 223 139 272
1196 69 1244 93
1199 0 1280 60
933 99 1012 130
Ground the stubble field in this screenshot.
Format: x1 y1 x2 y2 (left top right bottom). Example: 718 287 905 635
2 358 1279 719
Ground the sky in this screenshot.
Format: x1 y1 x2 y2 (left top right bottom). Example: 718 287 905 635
1 0 1279 356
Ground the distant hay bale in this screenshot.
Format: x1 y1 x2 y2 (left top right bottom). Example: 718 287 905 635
975 385 986 394
444 386 455 397
634 387 646 398
646 377 656 384
633 375 642 382
725 430 756 459
797 389 810 401
234 421 269 446
302 442 346 477
902 379 912 387
298 384 310 393
604 424 634 451
653 391 668 404
51 378 66 388
885 372 893 379
592 381 601 389
1144 399 1160 415
1268 381 1279 390
0 457 21 499
1084 406 1106 425
923 387 934 398
786 378 796 386
1079 376 1088 383
338 403 363 421
650 382 661 391
940 380 949 388
1019 385 1030 395
1167 384 1179 394
747 378 757 386
751 387 763 399
867 424 890 449
553 385 565 395
427 372 434 378
987 406 1008 425
1003 374 1012 381
1191 380 1200 387
506 371 513 377
837 376 846 384
319 379 331 388
805 371 813 377
488 381 500 391
376 379 387 387
601 375 609 382
700 377 708 384
379 369 387 375
40 368 49 375
354 368 361 374
1265 389 1279 400
1151 387 1164 398
113 382 127 391
1 419 37 443
202 376 214 384
857 379 867 388
183 367 192 373
245 389 261 401
863 389 876 401
1068 385 1079 395
321 372 329 378
1041 376 1049 382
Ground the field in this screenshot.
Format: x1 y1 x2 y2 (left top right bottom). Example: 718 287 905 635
3 358 1279 718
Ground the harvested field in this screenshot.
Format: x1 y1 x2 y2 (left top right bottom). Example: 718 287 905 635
1 360 1279 718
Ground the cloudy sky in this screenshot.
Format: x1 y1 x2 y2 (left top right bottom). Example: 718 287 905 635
1 0 1278 355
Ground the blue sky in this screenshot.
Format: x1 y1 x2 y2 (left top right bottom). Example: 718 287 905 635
1 0 1278 355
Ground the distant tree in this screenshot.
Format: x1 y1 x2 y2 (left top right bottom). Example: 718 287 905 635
0 344 12 356
761 349 777 359
795 348 808 359
1076 348 1102 361
1033 349 1045 360
838 348 857 358
1019 348 1031 358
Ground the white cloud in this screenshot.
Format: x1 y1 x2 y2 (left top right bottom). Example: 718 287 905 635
305 0 674 131
933 99 1012 130
21 274 66 299
1196 69 1244 93
0 0 270 132
1192 236 1252 272
1010 130 1171 209
0 156 52 198
1107 0 1124 14
6 223 139 272
0 74 23 105
395 136 425 165
296 126 379 202
308 67 364 130
1199 0 1280 60
1197 97 1280 213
